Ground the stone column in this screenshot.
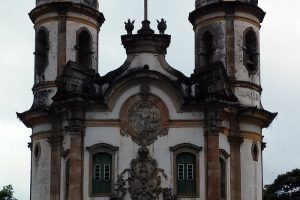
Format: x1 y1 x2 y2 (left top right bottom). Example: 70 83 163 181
48 136 62 200
228 135 244 200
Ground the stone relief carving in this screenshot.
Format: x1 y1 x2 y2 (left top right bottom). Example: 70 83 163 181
110 147 176 200
125 99 167 146
128 100 160 134
120 86 169 146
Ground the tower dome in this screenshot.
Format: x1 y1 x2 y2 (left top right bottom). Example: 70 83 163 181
196 0 258 8
36 0 99 9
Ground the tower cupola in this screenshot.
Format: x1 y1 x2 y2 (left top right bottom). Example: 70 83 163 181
36 0 99 9
196 0 258 8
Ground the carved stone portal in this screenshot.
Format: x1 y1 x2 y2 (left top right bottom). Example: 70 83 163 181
120 92 169 146
111 147 176 200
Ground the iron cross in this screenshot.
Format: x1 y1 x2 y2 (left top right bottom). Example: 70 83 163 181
144 0 148 20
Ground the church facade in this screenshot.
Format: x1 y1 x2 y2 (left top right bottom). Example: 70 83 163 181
18 0 276 200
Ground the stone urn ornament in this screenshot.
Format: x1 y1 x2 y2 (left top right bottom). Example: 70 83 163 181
157 18 167 34
125 19 135 34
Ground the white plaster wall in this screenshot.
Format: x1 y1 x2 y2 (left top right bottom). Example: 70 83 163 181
66 19 98 71
240 139 262 200
60 158 68 200
239 123 262 134
87 85 204 120
125 53 178 81
83 127 205 200
219 134 230 154
62 134 71 151
234 20 260 85
35 21 58 83
32 124 52 134
31 139 51 200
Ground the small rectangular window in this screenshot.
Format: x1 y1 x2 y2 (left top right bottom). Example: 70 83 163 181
178 164 185 180
104 164 111 180
94 164 101 180
187 164 194 180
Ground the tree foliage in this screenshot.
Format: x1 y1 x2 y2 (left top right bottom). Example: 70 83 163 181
264 169 300 200
0 185 17 200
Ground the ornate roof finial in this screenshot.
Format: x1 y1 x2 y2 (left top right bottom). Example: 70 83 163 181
138 0 154 34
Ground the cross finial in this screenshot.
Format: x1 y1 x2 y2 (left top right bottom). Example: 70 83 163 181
144 0 148 20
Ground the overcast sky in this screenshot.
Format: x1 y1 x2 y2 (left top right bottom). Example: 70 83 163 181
0 0 299 199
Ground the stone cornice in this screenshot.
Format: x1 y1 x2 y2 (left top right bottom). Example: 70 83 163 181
17 109 50 128
230 80 262 93
86 143 119 152
170 143 203 152
189 2 265 26
121 33 171 55
29 2 105 27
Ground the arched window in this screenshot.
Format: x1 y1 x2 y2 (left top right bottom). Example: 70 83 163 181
34 29 49 82
86 143 118 196
220 157 226 199
170 143 202 197
200 31 213 66
76 29 93 67
251 142 259 161
219 149 229 200
244 29 258 74
65 159 70 200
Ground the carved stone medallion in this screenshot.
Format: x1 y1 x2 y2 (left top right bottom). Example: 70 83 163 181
120 94 169 146
128 100 160 135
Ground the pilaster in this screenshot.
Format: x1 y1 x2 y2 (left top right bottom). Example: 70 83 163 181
205 129 221 200
48 136 63 200
204 105 222 200
225 6 235 79
57 11 67 76
66 109 85 200
228 135 244 200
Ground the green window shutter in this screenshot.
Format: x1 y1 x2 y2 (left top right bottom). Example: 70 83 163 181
177 153 196 195
92 153 112 194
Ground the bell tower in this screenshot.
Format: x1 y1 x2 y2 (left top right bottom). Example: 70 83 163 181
30 0 104 109
189 0 264 108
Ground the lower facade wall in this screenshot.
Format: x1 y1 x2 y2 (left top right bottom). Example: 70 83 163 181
241 139 263 200
82 127 205 200
31 139 51 200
